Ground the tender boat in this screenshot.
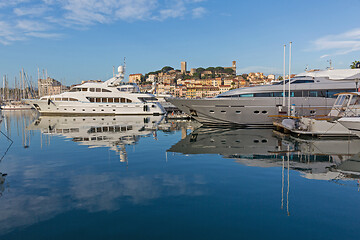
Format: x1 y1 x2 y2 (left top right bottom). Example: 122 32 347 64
167 69 360 127
0 101 33 110
278 92 360 137
26 65 165 116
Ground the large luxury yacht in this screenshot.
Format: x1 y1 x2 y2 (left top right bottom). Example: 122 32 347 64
26 65 165 116
167 69 360 127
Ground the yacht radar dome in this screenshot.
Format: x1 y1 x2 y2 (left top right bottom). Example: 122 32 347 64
118 66 124 74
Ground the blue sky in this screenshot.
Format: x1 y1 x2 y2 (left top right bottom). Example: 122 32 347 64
1 0 360 86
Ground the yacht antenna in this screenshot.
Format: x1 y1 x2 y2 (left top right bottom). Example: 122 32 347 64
283 44 286 107
113 66 115 78
124 57 126 75
327 59 332 69
288 42 292 116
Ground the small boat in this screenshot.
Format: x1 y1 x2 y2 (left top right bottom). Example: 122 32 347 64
277 92 360 137
0 101 34 110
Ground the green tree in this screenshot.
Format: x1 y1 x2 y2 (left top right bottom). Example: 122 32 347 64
350 60 360 69
205 67 215 73
278 76 283 80
215 66 225 73
224 68 235 75
241 73 248 79
196 67 205 73
161 66 174 72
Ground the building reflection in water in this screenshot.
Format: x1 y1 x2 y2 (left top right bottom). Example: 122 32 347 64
168 127 360 215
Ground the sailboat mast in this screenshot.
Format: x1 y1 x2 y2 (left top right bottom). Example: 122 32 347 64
282 44 286 107
287 42 292 115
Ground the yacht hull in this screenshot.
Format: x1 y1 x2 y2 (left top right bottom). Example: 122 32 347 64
167 97 335 127
26 99 165 116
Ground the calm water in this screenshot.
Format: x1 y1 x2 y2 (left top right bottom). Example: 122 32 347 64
0 110 360 240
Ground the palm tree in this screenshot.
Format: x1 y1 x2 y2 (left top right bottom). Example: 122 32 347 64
350 60 360 69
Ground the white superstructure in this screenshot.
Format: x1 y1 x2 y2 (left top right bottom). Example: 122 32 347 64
167 69 360 127
26 65 165 116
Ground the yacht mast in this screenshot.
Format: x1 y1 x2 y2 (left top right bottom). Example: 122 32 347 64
283 44 286 106
288 42 292 115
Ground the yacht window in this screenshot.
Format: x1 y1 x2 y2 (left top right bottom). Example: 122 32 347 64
101 89 111 92
82 88 87 91
96 88 101 92
63 98 69 101
96 98 101 102
90 88 95 92
335 95 345 106
292 80 314 84
318 90 326 97
235 111 241 114
121 98 126 103
284 92 294 97
69 98 78 101
88 98 94 102
254 110 260 114
294 91 302 97
221 110 226 113
69 88 80 92
309 91 317 97
262 111 268 114
126 99 132 103
209 110 215 113
102 98 107 103
254 93 271 97
55 98 61 101
239 94 254 97
114 98 120 103
273 92 283 97
108 98 113 103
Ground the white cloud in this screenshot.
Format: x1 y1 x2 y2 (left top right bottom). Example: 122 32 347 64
16 20 49 32
13 5 49 16
0 0 207 44
312 28 360 57
192 7 206 18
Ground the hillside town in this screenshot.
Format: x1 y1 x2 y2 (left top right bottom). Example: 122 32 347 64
128 61 284 98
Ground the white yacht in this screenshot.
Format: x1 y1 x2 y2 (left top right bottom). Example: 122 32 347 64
167 69 360 127
26 66 165 116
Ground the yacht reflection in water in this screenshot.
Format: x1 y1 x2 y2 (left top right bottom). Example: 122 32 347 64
169 127 360 215
168 127 360 181
29 115 165 162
